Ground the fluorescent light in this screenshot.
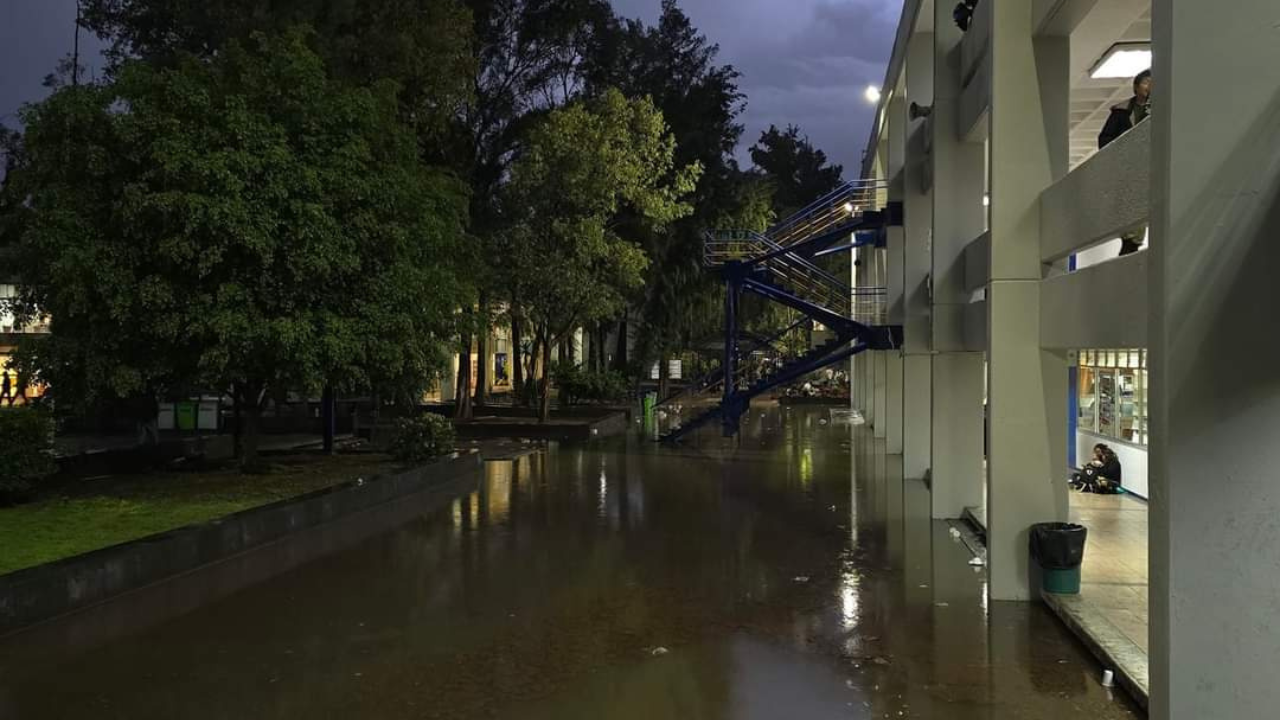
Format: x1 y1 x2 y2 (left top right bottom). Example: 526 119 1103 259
864 85 881 104
1091 43 1152 80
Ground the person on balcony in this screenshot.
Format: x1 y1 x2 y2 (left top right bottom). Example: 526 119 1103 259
1098 69 1152 256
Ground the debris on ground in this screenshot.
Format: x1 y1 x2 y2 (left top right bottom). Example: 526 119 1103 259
793 576 811 583
650 647 669 657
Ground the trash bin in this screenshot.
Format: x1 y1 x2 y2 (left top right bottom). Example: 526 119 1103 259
1030 522 1088 594
175 401 198 432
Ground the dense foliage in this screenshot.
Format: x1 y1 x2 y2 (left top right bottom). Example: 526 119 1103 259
750 124 845 219
389 413 458 463
1 0 854 443
502 89 700 419
552 363 627 406
81 0 476 143
0 408 57 504
3 30 470 463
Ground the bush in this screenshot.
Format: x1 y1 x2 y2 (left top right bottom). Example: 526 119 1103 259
553 364 628 406
0 408 57 504
388 413 456 463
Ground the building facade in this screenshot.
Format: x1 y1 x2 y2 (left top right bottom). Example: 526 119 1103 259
854 1 1280 717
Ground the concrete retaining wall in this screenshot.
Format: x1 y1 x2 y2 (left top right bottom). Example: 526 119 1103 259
0 452 482 636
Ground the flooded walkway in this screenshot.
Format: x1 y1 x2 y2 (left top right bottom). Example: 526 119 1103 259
0 406 1139 718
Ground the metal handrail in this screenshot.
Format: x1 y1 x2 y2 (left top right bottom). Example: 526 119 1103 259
767 180 887 248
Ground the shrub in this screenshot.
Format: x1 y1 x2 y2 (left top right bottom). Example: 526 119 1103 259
0 408 57 504
388 413 456 463
553 363 628 406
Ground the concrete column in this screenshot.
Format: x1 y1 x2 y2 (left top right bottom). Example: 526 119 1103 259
883 88 907 455
902 32 934 480
873 351 887 439
929 0 986 518
1149 1 1280 716
985 3 1069 601
931 353 985 516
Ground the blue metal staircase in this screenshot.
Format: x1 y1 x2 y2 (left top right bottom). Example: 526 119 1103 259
659 180 903 443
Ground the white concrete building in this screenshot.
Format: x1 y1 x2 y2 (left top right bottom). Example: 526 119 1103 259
853 0 1280 717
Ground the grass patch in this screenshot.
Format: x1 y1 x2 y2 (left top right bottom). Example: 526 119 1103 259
0 453 400 576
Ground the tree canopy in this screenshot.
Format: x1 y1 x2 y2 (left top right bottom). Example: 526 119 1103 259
501 88 700 417
81 0 476 143
750 124 845 219
3 29 470 462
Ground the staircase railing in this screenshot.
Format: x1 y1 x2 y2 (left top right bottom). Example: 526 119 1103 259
766 179 888 250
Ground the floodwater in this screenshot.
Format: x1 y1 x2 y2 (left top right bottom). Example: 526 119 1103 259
0 406 1139 719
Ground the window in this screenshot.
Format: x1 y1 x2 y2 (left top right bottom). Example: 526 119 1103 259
0 285 15 333
1077 349 1147 446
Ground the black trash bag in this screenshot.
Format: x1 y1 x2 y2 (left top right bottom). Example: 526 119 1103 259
1029 522 1087 570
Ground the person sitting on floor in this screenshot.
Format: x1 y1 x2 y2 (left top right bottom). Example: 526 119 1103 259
1073 443 1123 493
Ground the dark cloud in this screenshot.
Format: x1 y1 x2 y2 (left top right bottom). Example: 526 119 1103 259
611 0 902 175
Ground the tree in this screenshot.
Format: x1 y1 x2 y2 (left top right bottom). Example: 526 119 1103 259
502 89 700 420
582 0 749 379
450 0 614 410
750 124 844 219
3 29 470 467
81 0 475 143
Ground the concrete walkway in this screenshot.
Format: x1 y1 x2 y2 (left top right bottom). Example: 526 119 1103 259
1072 493 1149 653
965 490 1150 707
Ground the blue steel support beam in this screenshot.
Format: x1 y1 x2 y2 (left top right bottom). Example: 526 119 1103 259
742 276 862 337
719 341 872 436
722 262 743 436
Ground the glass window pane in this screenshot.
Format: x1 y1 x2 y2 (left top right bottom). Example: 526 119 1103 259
1117 368 1139 442
1098 370 1117 438
1078 366 1098 432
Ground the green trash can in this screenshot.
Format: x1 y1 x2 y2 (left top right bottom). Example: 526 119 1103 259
1042 567 1082 594
175 401 198 431
1030 522 1088 595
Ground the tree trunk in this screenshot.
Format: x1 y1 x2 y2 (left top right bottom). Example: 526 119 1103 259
231 391 243 460
613 314 629 372
239 399 264 472
512 311 524 400
321 385 336 454
658 355 670 400
474 296 490 408
565 329 576 366
587 324 598 372
528 332 543 407
540 327 554 423
455 331 473 420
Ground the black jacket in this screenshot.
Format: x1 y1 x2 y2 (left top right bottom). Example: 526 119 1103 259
1098 98 1148 149
1097 456 1122 485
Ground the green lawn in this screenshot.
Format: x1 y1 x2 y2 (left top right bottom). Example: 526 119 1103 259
0 453 400 576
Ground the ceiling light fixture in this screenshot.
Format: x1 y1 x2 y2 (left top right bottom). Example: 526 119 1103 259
1090 42 1152 80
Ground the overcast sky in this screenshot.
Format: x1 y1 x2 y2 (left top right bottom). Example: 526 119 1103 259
611 0 902 175
1 0 902 175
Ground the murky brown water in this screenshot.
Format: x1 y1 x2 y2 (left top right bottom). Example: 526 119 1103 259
0 406 1139 719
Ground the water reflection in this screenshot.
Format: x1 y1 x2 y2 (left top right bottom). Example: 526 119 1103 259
0 405 1138 719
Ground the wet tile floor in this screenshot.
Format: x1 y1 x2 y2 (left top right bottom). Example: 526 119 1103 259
0 406 1142 719
1071 493 1149 654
